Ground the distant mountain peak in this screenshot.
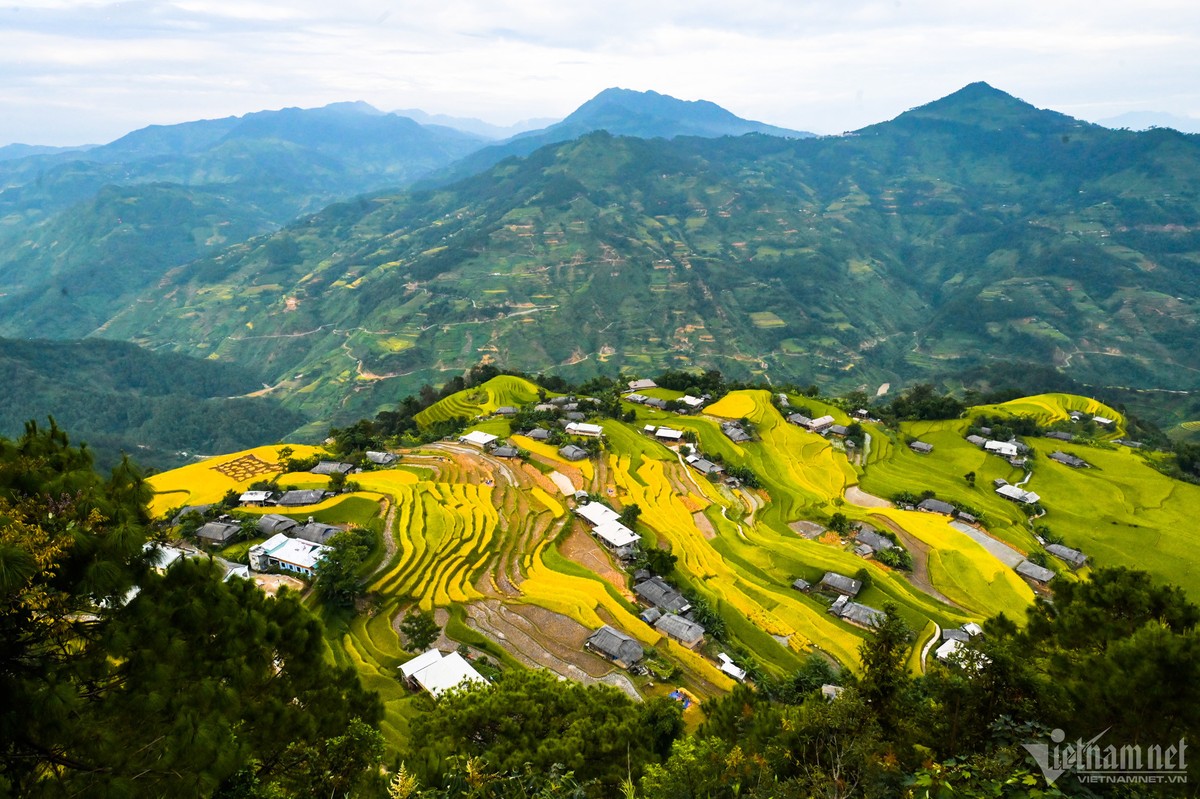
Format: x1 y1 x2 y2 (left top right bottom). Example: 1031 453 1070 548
885 81 1080 132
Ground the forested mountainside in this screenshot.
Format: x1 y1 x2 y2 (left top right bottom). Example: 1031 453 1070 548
90 83 1200 425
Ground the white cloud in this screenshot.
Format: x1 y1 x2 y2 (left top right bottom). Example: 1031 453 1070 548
0 0 1198 143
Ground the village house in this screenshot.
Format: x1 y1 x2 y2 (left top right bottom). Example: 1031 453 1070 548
564 421 604 437
792 578 812 592
586 626 644 666
984 440 1019 458
917 498 956 516
855 529 895 553
818 571 862 597
311 460 355 476
558 444 589 461
1015 559 1055 585
276 489 331 507
829 595 885 629
239 490 274 506
654 427 684 442
721 423 752 443
717 653 747 681
525 427 551 441
787 413 813 427
249 533 329 578
996 485 1040 505
195 520 242 546
400 649 487 697
806 415 836 434
680 395 705 409
825 424 850 438
494 406 517 417
654 613 705 648
1048 451 1088 468
144 542 184 574
1045 431 1074 442
634 576 692 614
591 520 640 558
644 398 669 410
627 378 657 392
491 445 520 459
292 520 341 546
685 454 724 479
365 450 398 466
257 513 299 537
1046 543 1088 569
460 430 499 448
965 434 988 447
908 441 934 454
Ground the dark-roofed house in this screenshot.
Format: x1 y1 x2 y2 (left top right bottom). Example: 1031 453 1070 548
917 498 955 516
639 607 662 625
826 424 850 438
558 444 589 461
1049 451 1088 468
311 460 355 476
277 489 331 507
1046 544 1088 569
495 406 517 417
909 441 934 454
965 435 987 447
787 413 813 428
792 578 812 592
645 398 668 410
366 451 398 466
685 455 724 479
654 614 705 648
721 423 751 443
492 445 520 459
526 428 551 441
196 520 241 545
634 576 691 614
586 626 644 666
257 514 299 536
818 572 862 597
829 595 886 629
294 521 341 546
1045 431 1074 442
856 530 895 552
1016 560 1056 585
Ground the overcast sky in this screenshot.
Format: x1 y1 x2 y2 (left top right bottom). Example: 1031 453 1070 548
3 0 1199 146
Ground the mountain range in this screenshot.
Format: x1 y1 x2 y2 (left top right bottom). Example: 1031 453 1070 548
2 82 1199 450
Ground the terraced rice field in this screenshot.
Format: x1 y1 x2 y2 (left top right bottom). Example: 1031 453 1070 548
414 375 544 426
147 444 324 515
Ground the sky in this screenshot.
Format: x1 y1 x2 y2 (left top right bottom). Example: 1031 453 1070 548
3 0 1200 146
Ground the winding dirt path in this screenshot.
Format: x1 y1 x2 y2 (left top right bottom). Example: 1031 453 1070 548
871 515 959 608
845 484 892 508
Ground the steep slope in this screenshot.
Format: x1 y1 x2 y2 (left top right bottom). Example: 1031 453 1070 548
0 338 307 471
0 103 489 337
92 84 1200 421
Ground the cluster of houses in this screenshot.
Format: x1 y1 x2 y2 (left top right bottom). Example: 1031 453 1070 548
910 497 976 525
643 424 684 443
246 514 343 577
852 527 897 558
1014 541 1089 587
633 575 706 648
935 622 983 663
623 379 708 413
785 412 852 439
461 427 593 462
965 433 1031 468
574 500 640 559
793 572 886 630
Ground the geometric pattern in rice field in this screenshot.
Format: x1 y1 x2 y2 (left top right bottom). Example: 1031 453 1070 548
210 454 280 482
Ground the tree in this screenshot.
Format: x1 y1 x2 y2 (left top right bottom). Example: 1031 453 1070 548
316 527 375 606
0 421 383 796
400 608 440 651
641 548 678 576
856 603 912 734
618 503 642 528
829 512 851 534
963 470 976 487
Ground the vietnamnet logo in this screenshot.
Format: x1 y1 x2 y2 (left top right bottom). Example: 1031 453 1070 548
1023 728 1188 786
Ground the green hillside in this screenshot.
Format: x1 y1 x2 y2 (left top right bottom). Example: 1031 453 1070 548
90 84 1200 425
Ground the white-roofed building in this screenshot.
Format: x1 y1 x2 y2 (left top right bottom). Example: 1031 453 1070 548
806 415 835 433
1092 415 1114 426
654 427 684 441
592 520 640 557
399 648 445 680
996 484 1040 504
144 543 184 573
680 395 705 408
411 651 487 697
576 502 621 527
717 653 747 681
627 379 657 392
460 430 499 448
984 440 1019 458
239 490 274 505
565 422 604 437
248 532 329 577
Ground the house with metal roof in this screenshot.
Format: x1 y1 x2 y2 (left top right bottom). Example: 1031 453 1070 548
576 501 620 526
818 572 862 597
276 489 331 507
311 460 355 476
908 441 934 454
984 440 1019 458
565 422 604 437
401 649 487 697
460 430 499 448
917 498 956 516
592 520 640 557
717 653 747 681
787 413 813 428
586 626 644 666
856 530 895 552
249 533 329 577
806 415 836 433
829 595 886 629
491 445 520 459
1045 431 1074 442
366 450 398 466
654 613 705 648
627 379 657 392
293 521 341 546
634 576 691 614
1049 451 1088 468
558 444 589 461
196 520 242 545
1046 544 1088 569
721 423 752 443
1015 559 1056 584
257 513 299 536
996 485 1040 504
239 490 274 505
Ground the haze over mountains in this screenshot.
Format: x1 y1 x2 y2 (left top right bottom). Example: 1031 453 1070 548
3 82 1199 459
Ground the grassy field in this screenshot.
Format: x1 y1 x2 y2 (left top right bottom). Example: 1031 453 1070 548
414 375 544 426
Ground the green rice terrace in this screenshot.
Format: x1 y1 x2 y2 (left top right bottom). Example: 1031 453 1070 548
149 377 1200 755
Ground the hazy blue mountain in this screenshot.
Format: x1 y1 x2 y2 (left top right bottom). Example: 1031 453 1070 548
425 87 814 185
394 108 559 140
1097 110 1200 134
0 143 93 162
